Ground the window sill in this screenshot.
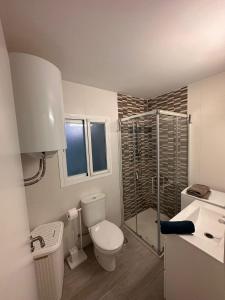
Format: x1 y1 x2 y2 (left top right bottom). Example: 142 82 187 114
60 171 112 187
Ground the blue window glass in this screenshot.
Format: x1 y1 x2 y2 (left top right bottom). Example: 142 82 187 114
90 122 107 172
65 120 87 176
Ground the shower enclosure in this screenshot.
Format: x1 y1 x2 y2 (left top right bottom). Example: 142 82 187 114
120 109 189 255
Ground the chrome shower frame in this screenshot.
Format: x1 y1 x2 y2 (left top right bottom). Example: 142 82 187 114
119 109 190 255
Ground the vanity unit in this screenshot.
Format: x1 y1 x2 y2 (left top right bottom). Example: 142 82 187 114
164 200 225 300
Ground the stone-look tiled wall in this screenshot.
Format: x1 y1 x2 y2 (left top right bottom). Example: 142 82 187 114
153 115 188 217
118 87 188 221
118 94 151 220
118 93 148 119
147 86 187 113
120 118 155 220
148 87 188 217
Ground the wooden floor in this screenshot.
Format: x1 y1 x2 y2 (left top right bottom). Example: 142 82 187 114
62 228 164 300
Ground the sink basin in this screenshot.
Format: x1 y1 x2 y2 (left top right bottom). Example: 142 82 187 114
170 200 225 262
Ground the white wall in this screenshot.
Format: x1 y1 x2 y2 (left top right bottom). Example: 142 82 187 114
23 81 121 254
188 71 225 192
0 21 38 300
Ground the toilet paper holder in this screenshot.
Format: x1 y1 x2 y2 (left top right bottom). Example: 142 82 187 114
66 208 87 269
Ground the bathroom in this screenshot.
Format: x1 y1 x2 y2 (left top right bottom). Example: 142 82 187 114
0 1 225 300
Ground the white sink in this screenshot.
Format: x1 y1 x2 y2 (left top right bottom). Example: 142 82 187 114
171 200 225 262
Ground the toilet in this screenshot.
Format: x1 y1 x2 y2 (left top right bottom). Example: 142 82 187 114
81 193 124 271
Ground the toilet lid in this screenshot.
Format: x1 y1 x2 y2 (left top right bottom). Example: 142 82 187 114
90 220 124 251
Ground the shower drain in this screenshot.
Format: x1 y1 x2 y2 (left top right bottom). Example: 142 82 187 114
204 232 214 239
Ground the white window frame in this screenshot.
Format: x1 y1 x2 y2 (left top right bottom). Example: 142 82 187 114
58 114 112 187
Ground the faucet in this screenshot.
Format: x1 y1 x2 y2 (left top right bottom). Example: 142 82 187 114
30 235 46 252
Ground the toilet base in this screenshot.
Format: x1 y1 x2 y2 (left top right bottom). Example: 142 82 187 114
94 247 116 272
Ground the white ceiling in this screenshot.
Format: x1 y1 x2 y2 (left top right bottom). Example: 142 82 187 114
1 0 225 98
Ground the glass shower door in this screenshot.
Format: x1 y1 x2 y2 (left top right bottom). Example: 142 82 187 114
121 111 188 255
135 115 158 251
122 120 138 234
158 113 188 253
157 114 177 253
122 115 159 252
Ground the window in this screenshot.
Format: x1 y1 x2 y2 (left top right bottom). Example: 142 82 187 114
90 122 107 172
58 115 111 186
65 120 87 176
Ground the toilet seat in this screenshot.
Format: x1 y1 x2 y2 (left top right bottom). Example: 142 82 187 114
90 220 124 253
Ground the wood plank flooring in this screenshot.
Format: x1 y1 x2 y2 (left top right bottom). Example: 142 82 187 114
62 228 164 300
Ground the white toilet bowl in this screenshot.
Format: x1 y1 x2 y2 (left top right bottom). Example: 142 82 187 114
81 193 124 271
89 220 124 271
